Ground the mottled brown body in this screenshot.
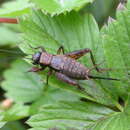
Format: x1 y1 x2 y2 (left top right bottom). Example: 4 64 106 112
50 55 89 80
30 46 119 90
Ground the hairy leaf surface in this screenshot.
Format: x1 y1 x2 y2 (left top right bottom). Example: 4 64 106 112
27 98 130 129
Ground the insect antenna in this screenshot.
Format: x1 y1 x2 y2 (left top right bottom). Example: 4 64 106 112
0 57 22 62
26 43 35 50
26 42 46 52
0 49 33 56
24 57 32 60
0 49 25 55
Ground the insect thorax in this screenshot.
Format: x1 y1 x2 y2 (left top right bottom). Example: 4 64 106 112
39 52 53 65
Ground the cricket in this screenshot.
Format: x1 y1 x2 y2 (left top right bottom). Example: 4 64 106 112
28 46 119 90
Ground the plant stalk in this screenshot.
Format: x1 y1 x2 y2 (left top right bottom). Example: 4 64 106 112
0 18 18 24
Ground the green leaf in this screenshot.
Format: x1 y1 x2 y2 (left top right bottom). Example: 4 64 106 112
30 0 94 15
100 2 130 99
87 0 119 26
19 10 100 55
2 103 30 121
0 25 19 45
30 87 80 114
0 0 33 17
1 60 43 103
0 115 6 128
27 97 130 129
19 10 121 107
86 96 130 130
2 121 26 130
28 95 130 129
1 1 130 129
27 101 115 129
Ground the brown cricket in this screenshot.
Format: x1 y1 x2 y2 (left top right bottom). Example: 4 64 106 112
29 46 119 90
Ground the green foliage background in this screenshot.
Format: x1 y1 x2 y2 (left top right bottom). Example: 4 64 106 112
0 0 130 129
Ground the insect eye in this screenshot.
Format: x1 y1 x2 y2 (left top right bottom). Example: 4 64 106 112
32 52 41 64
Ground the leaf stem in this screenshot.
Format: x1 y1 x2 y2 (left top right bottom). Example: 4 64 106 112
0 18 18 24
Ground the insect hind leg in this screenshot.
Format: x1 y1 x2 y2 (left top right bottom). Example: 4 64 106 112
46 69 53 85
65 48 100 72
55 72 84 91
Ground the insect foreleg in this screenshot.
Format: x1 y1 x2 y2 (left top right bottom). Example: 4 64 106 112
28 67 43 72
28 66 47 72
55 72 84 91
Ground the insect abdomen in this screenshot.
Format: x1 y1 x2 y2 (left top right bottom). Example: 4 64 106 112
51 55 87 79
62 58 87 79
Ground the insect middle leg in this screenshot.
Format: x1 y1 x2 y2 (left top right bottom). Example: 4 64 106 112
57 46 65 54
46 69 53 85
55 72 84 91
